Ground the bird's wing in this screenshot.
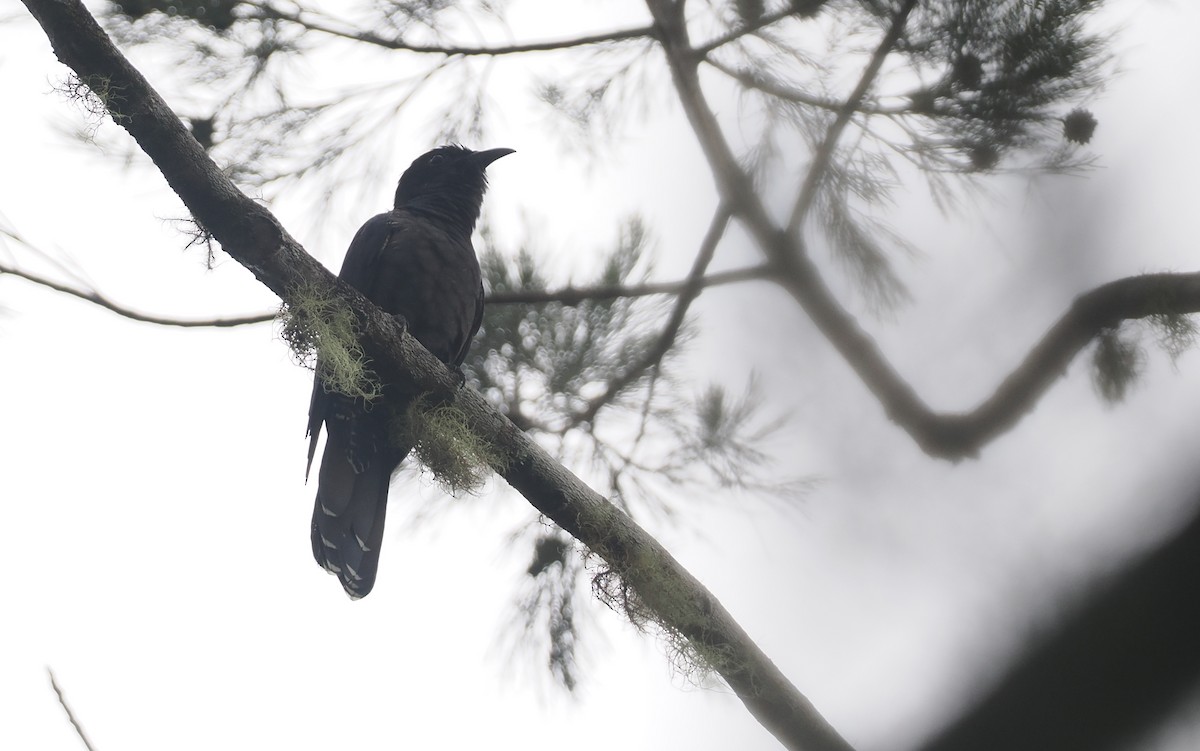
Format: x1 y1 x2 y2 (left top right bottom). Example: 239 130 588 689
361 213 481 364
338 213 397 293
454 280 485 368
305 213 395 478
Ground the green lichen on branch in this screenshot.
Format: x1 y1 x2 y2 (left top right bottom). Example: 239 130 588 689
54 73 130 136
277 280 381 402
581 504 740 687
394 395 510 495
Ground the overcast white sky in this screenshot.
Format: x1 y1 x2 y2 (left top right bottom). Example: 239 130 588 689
4 2 1200 750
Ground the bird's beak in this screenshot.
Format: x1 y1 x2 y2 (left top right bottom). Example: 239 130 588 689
472 147 515 168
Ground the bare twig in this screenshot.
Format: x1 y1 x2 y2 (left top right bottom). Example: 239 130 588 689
0 261 275 327
245 2 654 57
486 263 771 305
47 668 98 751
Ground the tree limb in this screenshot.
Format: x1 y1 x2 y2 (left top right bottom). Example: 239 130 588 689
19 2 851 749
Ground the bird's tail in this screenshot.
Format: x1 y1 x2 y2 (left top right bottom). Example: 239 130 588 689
311 438 399 599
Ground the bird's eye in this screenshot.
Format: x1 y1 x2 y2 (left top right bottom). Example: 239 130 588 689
429 154 445 165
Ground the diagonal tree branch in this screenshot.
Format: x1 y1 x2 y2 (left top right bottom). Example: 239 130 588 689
19 2 852 749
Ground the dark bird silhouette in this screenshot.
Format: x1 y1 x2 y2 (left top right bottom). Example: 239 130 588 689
306 145 513 599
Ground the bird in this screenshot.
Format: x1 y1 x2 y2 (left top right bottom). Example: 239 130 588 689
306 144 513 599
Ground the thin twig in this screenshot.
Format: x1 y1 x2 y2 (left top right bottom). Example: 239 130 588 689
246 2 654 57
1 262 275 327
691 2 833 57
2 255 773 326
47 668 98 751
704 56 910 116
486 263 772 305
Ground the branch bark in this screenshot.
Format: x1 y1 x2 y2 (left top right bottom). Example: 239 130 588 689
19 2 851 749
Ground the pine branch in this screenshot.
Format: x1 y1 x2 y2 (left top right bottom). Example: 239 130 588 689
787 0 918 234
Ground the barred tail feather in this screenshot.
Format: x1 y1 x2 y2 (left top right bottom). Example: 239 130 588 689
311 436 399 599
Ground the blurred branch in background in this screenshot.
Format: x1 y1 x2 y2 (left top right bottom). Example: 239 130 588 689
918 486 1200 751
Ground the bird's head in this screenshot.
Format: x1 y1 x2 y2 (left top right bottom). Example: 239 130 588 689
393 145 514 230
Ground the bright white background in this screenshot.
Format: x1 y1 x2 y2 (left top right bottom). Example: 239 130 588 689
3 2 1200 749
